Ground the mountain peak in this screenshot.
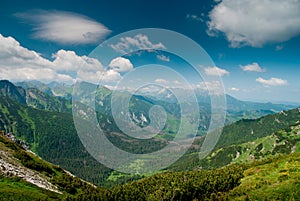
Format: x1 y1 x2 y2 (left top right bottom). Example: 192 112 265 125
0 80 26 104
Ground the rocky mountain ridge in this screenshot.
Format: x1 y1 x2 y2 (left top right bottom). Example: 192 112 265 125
0 132 60 193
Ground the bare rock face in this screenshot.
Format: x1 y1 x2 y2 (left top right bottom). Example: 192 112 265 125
0 158 61 194
2 132 29 150
0 134 61 194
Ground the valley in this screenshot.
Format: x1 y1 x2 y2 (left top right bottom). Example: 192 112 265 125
0 79 300 200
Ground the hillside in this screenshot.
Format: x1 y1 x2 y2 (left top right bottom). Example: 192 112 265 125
104 153 300 201
0 132 107 200
10 80 297 138
15 80 72 100
15 80 296 124
0 80 26 104
1 80 300 186
0 94 171 185
0 95 113 184
196 119 300 170
0 80 71 113
169 107 300 171
217 107 300 148
1 81 300 200
226 153 300 200
1 130 300 200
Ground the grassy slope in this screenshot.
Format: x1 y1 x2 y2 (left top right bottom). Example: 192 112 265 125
227 153 300 200
0 176 60 201
1 118 300 200
196 116 300 170
0 134 61 200
0 134 107 201
66 153 300 201
169 107 300 171
217 108 300 149
0 96 113 185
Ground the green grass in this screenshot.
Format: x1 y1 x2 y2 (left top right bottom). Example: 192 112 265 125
227 153 300 200
0 134 106 200
0 176 61 201
2 130 300 200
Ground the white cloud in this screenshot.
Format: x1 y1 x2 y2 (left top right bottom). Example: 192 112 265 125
256 77 288 86
229 87 240 92
0 34 73 83
0 67 73 83
0 34 118 84
208 0 300 47
102 70 122 82
109 57 133 72
194 81 224 95
155 78 168 84
52 50 103 71
204 66 229 76
0 34 53 69
110 34 166 54
156 54 170 62
240 62 265 72
77 69 121 84
16 10 110 45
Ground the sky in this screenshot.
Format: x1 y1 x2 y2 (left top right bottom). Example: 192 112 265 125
0 0 300 103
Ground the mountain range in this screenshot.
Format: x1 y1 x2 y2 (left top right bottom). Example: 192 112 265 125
1 79 300 200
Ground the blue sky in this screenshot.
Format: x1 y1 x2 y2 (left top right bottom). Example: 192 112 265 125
0 0 300 103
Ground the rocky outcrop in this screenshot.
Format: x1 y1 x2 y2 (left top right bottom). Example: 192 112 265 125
2 132 29 150
0 157 61 194
0 134 61 194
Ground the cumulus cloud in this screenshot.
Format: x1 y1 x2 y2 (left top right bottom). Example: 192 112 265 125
204 66 229 76
52 50 103 71
240 62 265 72
157 54 170 62
0 34 53 68
109 57 133 72
256 77 288 86
110 34 166 54
15 10 111 45
0 34 120 84
194 81 224 95
155 78 168 84
0 67 73 83
77 69 121 84
0 34 73 83
208 0 300 47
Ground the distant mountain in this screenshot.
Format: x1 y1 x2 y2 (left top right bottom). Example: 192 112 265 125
15 80 53 95
17 80 295 110
0 80 26 104
2 80 71 113
1 80 299 200
25 87 71 113
16 80 73 100
47 81 73 99
137 86 294 110
225 94 294 112
1 80 299 182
